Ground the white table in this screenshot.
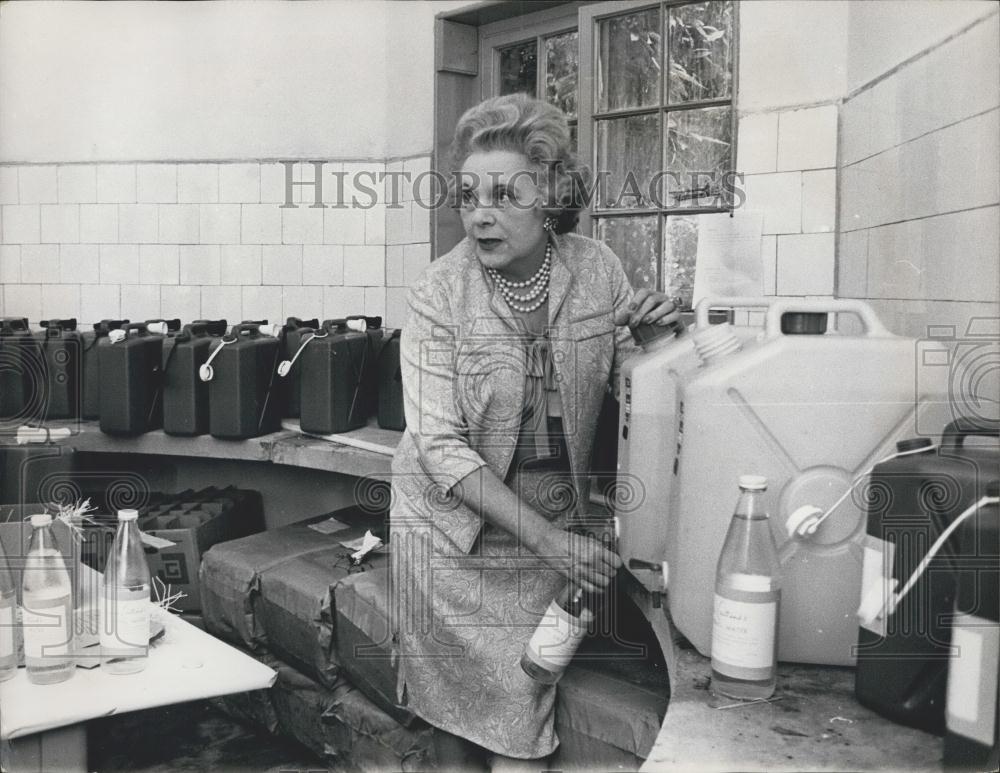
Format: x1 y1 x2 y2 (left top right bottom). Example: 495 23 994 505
0 606 277 772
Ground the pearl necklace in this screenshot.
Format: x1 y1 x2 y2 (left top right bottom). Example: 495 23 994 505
488 243 552 313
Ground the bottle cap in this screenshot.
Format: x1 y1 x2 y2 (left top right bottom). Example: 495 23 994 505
109 329 127 344
896 437 934 453
30 513 53 527
738 475 767 491
117 509 139 521
147 321 169 336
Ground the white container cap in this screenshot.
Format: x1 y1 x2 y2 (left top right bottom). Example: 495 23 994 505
147 321 169 335
108 329 127 344
738 475 768 491
30 513 53 527
117 509 139 521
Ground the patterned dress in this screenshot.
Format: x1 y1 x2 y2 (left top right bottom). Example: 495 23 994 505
390 234 636 758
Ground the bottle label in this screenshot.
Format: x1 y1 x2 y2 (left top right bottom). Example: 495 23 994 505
101 592 150 650
0 602 13 657
22 595 73 659
712 577 779 681
525 599 593 671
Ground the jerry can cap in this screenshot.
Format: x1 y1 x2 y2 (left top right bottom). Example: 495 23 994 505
895 437 934 453
631 320 682 347
738 475 767 490
117 509 139 521
30 513 53 527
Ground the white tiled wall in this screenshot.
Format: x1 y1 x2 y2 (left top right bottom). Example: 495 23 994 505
737 104 839 297
837 11 1000 338
0 157 432 328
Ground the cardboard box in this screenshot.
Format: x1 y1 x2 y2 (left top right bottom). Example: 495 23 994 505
140 487 264 612
334 566 416 727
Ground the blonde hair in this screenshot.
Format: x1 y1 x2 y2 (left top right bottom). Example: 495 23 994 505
449 94 589 234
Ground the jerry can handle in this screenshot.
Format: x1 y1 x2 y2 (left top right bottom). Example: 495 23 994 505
764 298 890 338
285 317 320 331
942 417 1000 447
186 319 228 337
694 297 775 329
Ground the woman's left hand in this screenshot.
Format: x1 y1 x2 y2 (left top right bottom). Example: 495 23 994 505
614 288 682 328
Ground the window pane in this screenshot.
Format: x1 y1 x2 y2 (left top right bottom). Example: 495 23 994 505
596 114 659 209
662 215 698 308
545 31 579 118
596 216 659 290
667 1 734 104
597 8 661 112
500 41 537 97
663 106 733 208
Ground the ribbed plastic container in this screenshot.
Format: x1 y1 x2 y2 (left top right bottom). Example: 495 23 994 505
377 329 405 431
207 323 284 440
162 320 227 436
81 320 129 420
281 317 319 418
0 317 41 421
664 299 953 665
617 297 774 592
98 322 165 436
299 319 371 435
36 319 82 420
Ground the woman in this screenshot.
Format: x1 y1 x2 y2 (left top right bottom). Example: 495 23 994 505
390 94 678 771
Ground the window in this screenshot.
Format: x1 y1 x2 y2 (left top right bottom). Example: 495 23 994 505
436 1 738 305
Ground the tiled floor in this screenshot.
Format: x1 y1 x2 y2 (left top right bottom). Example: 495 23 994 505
87 699 328 773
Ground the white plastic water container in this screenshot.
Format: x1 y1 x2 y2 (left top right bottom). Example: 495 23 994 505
664 299 953 665
617 297 775 592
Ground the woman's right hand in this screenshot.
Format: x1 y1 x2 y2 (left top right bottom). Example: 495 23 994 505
540 529 622 594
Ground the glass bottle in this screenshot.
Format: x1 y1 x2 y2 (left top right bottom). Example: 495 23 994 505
21 513 75 684
711 475 782 700
0 533 17 682
100 509 151 674
521 580 597 684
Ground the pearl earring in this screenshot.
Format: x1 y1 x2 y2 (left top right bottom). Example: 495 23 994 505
543 216 556 232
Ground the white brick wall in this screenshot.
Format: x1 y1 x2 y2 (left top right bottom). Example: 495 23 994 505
1 157 431 327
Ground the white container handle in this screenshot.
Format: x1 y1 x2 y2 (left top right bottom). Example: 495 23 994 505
764 298 891 338
694 296 776 329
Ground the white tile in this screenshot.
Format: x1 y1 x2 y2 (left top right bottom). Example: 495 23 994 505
120 284 161 320
384 287 408 328
404 155 432 181
867 219 919 299
302 245 344 286
385 245 405 286
80 285 121 323
343 245 384 286
96 165 136 204
282 206 324 245
180 245 221 285
137 164 177 204
40 205 80 243
160 285 202 322
241 204 282 244
917 207 999 303
262 245 302 284
0 245 20 283
19 166 58 204
3 285 42 321
364 286 386 320
282 286 324 320
20 245 60 283
200 285 242 325
200 204 241 244
99 244 140 285
737 113 779 175
80 204 118 243
362 198 389 244
3 205 40 243
220 245 262 284
402 243 430 286
761 235 777 295
741 173 802 235
219 164 260 203
241 285 283 324
0 168 18 205
41 284 81 320
382 166 410 207
836 228 868 298
57 166 96 203
776 233 835 295
323 285 366 319
158 204 200 244
777 105 838 171
323 207 366 245
118 204 158 243
411 201 430 243
60 245 100 284
260 163 292 205
138 245 179 284
177 164 219 204
385 203 411 245
840 88 873 166
801 170 836 233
